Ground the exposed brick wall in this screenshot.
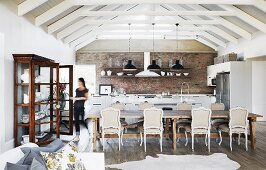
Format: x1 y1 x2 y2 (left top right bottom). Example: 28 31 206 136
76 52 217 94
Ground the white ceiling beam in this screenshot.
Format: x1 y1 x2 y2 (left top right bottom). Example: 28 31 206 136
75 37 96 51
252 0 266 13
73 0 253 5
196 37 218 51
47 6 96 34
219 5 266 33
162 4 237 44
35 0 74 26
187 4 252 40
57 4 122 40
78 10 236 17
96 34 197 39
62 18 221 26
18 0 48 16
199 32 227 47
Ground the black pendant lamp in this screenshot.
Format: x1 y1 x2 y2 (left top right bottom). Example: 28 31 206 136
124 23 137 71
147 23 161 71
171 23 184 70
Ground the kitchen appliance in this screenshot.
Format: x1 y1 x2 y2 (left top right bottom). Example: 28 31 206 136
216 73 230 110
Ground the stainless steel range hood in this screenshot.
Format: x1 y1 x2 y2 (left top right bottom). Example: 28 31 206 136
135 52 160 77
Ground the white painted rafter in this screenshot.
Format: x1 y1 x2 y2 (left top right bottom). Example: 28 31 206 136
35 0 75 26
187 4 252 40
18 0 48 16
252 0 266 13
218 5 266 33
196 37 218 51
162 4 237 44
57 4 122 40
47 6 97 34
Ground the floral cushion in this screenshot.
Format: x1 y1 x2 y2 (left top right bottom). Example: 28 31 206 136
61 142 79 155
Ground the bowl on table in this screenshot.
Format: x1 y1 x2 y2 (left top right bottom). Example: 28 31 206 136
117 72 124 76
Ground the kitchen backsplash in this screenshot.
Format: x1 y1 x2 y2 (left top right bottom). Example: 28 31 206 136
76 52 216 94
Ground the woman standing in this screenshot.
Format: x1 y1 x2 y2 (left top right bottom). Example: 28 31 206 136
71 78 88 142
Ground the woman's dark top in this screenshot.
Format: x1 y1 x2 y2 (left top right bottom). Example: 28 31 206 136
74 88 88 109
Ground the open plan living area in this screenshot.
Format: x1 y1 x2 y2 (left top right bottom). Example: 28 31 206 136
1 0 266 169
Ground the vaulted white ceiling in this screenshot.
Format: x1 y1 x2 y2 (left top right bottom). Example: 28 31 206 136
14 0 266 51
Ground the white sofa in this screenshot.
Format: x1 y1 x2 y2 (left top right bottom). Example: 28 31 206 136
0 143 105 170
0 143 38 170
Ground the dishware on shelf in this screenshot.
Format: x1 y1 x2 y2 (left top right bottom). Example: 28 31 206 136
35 75 45 83
117 72 123 76
107 70 112 76
183 73 189 76
23 94 29 104
127 74 133 76
161 71 165 76
100 70 106 76
176 73 181 76
21 114 29 124
20 69 29 83
22 135 38 143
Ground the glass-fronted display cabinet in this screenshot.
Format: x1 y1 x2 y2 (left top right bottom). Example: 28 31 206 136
13 54 73 146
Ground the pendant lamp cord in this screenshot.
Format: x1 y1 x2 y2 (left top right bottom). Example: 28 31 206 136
128 23 131 53
152 23 155 59
176 23 179 52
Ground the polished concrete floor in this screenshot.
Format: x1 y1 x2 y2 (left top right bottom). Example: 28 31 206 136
82 122 266 170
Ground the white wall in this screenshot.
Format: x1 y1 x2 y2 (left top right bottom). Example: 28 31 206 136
252 61 266 121
0 33 4 153
0 1 75 153
218 32 266 58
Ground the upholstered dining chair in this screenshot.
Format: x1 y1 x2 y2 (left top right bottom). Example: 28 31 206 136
111 101 128 132
101 107 124 151
184 107 212 152
139 107 164 152
176 103 192 143
218 107 249 151
139 101 154 111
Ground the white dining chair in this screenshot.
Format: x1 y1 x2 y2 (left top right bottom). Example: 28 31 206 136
139 107 164 152
139 102 154 111
101 107 124 151
210 103 227 142
176 103 192 143
111 101 126 110
218 107 249 151
184 107 212 152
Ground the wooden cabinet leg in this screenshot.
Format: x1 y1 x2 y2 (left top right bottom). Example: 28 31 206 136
172 118 177 150
249 117 256 150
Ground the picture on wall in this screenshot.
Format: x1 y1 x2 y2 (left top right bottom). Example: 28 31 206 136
99 84 112 95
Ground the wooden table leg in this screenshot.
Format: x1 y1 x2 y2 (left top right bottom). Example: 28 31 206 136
249 117 257 150
172 118 177 150
92 118 97 151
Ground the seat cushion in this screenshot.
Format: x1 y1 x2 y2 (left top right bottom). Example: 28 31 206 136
17 149 46 166
219 124 246 133
139 127 162 134
5 162 29 170
184 126 209 134
102 127 123 134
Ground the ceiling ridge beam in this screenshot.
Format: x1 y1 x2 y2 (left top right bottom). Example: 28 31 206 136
35 0 74 26
219 5 266 33
187 4 252 40
18 0 48 16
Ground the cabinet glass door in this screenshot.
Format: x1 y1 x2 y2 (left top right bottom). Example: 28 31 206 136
58 65 73 135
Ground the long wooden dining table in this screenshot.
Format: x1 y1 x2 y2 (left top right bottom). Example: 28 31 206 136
85 109 262 151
